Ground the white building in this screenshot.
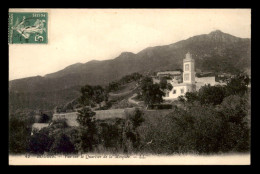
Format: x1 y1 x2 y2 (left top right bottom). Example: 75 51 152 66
195 76 216 90
159 52 216 100
162 52 196 100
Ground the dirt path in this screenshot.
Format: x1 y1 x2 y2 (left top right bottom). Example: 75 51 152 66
128 93 140 105
109 90 133 97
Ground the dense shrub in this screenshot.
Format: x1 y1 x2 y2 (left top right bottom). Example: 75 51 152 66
178 73 250 106
198 85 227 105
94 109 144 153
138 95 250 154
79 85 107 108
178 85 226 106
148 104 173 110
140 77 165 106
123 109 145 152
216 95 250 152
96 119 125 152
225 73 250 96
28 119 79 154
28 128 54 154
38 113 50 123
50 132 76 154
9 113 34 154
107 73 142 92
76 107 98 152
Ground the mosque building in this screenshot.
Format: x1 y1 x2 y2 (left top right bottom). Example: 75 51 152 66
155 52 216 100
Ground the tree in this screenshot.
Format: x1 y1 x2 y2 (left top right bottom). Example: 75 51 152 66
76 107 97 152
159 77 168 90
198 85 226 105
178 91 199 104
77 107 96 127
166 83 173 91
50 133 76 154
159 77 173 91
178 95 186 103
123 109 145 151
39 113 50 123
92 85 108 108
140 76 153 90
119 72 143 84
140 77 165 106
79 85 95 106
130 109 145 129
97 119 125 151
28 128 54 154
143 84 165 106
79 85 107 108
217 95 249 125
107 81 120 92
28 119 79 154
178 85 226 106
185 92 200 103
216 95 250 152
225 73 250 96
9 113 34 154
176 93 250 153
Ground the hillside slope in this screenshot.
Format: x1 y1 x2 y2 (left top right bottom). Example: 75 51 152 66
9 30 251 112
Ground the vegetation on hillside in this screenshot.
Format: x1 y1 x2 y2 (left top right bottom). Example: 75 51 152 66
9 72 250 155
79 85 108 108
9 113 34 153
107 72 142 92
159 77 173 91
139 77 164 107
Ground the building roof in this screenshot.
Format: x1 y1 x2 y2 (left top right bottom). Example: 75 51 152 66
152 78 160 84
172 83 195 87
157 71 181 76
32 123 49 131
183 52 194 62
186 52 192 59
195 76 215 83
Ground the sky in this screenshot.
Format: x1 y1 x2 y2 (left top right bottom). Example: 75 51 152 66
9 9 251 80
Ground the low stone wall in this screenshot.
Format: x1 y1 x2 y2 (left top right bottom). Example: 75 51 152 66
195 76 216 85
52 108 136 127
195 76 216 91
53 112 79 127
31 123 49 135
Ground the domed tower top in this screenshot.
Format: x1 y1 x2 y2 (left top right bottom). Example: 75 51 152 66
184 52 194 63
186 52 191 59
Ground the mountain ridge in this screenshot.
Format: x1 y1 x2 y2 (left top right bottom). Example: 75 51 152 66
10 30 249 82
9 30 251 112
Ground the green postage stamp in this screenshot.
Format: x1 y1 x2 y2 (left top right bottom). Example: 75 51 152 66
8 12 48 44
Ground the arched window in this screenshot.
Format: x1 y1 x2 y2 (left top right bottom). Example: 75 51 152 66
184 74 189 81
185 64 189 71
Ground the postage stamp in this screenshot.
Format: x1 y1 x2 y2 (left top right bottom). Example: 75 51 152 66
8 12 48 44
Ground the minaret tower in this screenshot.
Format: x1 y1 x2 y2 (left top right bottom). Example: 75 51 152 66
183 52 195 84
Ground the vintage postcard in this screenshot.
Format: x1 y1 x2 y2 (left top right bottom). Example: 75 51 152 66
8 8 251 165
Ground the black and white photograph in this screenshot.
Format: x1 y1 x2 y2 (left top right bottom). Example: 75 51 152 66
8 8 251 165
